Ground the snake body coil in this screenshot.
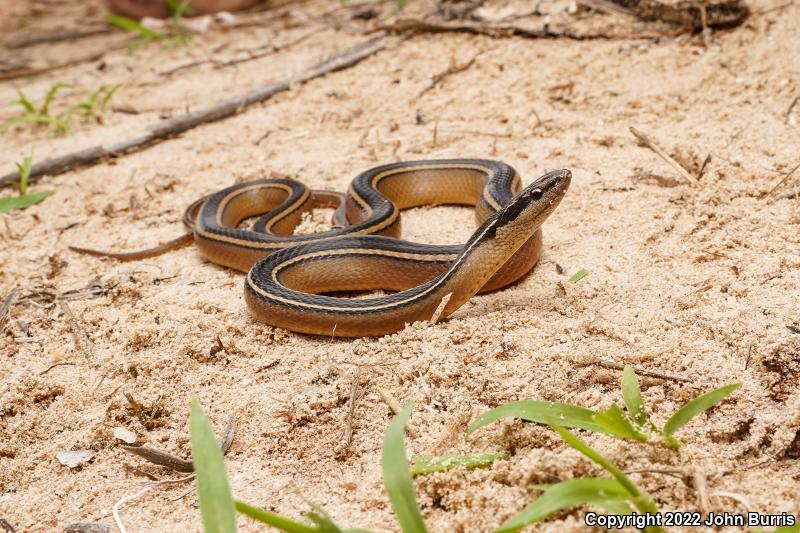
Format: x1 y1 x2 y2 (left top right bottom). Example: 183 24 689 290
72 159 571 336
192 159 570 336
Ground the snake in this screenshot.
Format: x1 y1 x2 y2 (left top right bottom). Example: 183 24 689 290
71 160 571 337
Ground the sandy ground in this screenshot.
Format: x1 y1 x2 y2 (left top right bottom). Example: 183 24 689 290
1 0 799 531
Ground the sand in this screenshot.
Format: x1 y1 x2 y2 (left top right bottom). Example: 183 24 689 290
1 0 799 531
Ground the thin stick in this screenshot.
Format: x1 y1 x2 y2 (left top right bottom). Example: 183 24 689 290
377 387 418 437
335 369 363 458
629 127 702 187
586 358 691 383
766 161 800 197
0 36 395 188
112 486 153 533
120 415 236 472
375 18 664 40
39 362 77 375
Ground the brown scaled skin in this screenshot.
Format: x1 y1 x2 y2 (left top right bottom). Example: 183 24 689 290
244 169 571 336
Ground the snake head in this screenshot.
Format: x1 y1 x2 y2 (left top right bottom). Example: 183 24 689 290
494 169 571 231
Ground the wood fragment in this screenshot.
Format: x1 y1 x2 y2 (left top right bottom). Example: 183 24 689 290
120 415 235 472
120 445 194 473
39 362 77 375
0 36 396 188
584 358 691 383
375 18 651 40
59 300 94 362
377 387 418 437
335 369 363 458
629 126 702 187
429 292 452 325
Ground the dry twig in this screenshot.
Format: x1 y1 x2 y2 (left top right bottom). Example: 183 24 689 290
120 415 236 472
377 387 418 437
335 369 363 458
629 126 702 187
766 161 800 197
583 358 691 383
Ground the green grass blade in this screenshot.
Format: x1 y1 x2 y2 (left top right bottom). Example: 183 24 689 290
550 425 640 497
100 84 121 113
568 268 589 283
621 366 650 427
14 153 33 195
190 398 237 533
591 404 649 441
105 14 165 39
468 401 615 437
0 191 54 213
551 425 661 526
411 453 504 476
382 404 427 533
41 82 67 115
235 501 317 533
307 501 344 532
495 478 631 533
661 383 741 444
16 91 36 113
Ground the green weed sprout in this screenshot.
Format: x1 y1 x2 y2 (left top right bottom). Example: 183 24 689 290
0 153 54 213
106 0 194 54
190 401 429 532
2 84 71 134
2 83 120 135
64 84 121 123
469 366 740 449
495 425 662 533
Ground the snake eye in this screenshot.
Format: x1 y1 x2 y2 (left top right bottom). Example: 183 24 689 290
528 188 543 200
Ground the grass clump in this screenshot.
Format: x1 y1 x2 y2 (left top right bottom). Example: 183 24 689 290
106 0 195 54
2 84 71 134
495 425 662 533
2 83 120 135
468 365 740 449
190 401 428 533
0 153 54 213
